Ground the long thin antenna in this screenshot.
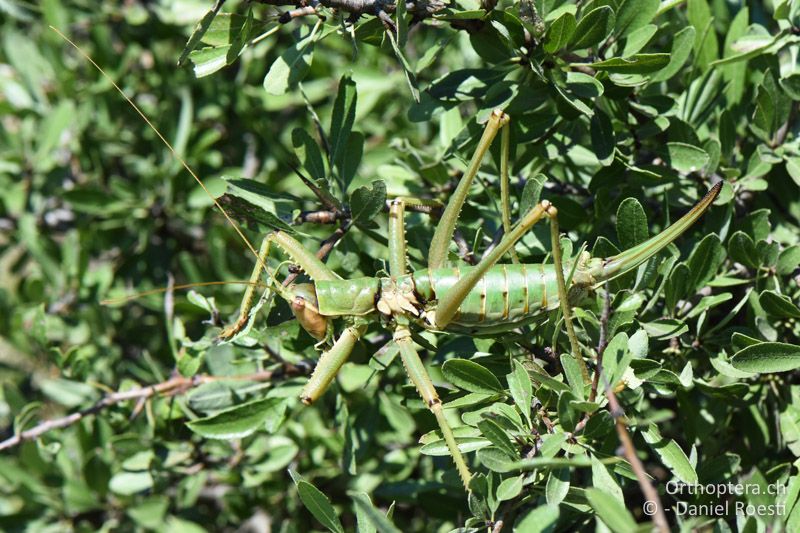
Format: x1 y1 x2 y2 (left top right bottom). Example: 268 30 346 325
50 25 266 272
100 280 268 305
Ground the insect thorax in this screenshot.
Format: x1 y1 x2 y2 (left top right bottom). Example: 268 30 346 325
315 277 381 317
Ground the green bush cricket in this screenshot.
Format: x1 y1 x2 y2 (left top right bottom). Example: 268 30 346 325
56 28 722 491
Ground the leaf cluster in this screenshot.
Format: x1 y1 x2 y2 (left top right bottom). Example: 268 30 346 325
2 0 800 531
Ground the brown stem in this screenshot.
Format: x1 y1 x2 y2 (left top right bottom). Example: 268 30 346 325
596 294 670 533
255 0 446 18
0 368 302 452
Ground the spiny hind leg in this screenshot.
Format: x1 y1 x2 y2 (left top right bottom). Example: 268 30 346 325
434 200 553 329
218 231 340 340
432 200 589 381
547 206 588 382
428 110 510 270
389 197 472 488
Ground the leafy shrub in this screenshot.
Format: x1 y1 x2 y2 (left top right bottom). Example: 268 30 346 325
1 0 800 531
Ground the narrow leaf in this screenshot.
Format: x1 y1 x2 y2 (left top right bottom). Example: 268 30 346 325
187 397 287 439
586 488 637 532
442 359 504 394
295 480 345 533
570 6 615 50
731 342 800 373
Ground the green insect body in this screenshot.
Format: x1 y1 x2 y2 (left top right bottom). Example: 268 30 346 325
58 34 722 496
306 181 723 336
224 110 723 490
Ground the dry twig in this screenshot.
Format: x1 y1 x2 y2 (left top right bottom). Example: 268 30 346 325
0 368 303 452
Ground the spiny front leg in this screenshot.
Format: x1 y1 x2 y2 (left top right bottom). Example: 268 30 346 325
218 231 341 340
219 234 274 340
394 326 472 490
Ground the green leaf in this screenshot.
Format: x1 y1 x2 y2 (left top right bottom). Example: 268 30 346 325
506 360 533 426
621 24 657 56
477 446 518 472
387 30 420 102
616 197 648 249
339 132 364 190
515 504 559 532
753 79 776 139
570 6 615 50
557 391 579 432
263 25 318 95
728 231 759 269
614 0 659 37
197 12 250 48
780 73 800 100
442 359 504 394
179 7 231 65
109 471 154 496
642 318 689 339
226 8 255 65
642 424 698 484
477 419 517 459
591 456 624 502
349 180 386 225
586 488 637 532
186 397 287 439
349 492 401 533
602 333 631 388
663 142 710 173
560 353 585 400
222 178 297 233
295 480 344 533
292 128 328 185
544 12 576 54
686 234 725 292
759 291 800 319
687 0 719 69
545 467 570 505
787 157 800 187
584 53 670 74
188 46 230 78
590 109 614 166
652 26 696 82
330 76 358 176
420 437 490 456
496 475 523 501
469 23 513 64
665 262 690 310
731 342 800 373
777 245 800 275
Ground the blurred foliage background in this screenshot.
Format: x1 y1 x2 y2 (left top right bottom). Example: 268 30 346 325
2 0 800 531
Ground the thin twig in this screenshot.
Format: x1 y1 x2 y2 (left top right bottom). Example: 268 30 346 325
573 289 610 434
255 0 446 18
596 294 670 533
453 228 477 265
0 368 302 452
589 289 611 403
279 5 319 23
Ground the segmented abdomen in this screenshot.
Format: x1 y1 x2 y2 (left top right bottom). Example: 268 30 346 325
412 264 565 330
